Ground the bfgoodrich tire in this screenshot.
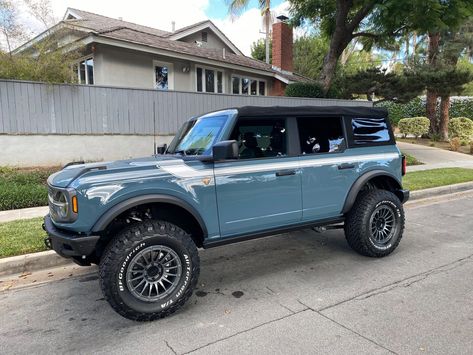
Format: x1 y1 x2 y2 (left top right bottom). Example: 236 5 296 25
99 219 200 321
344 189 405 257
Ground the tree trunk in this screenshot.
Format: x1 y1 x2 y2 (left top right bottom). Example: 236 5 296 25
264 10 270 64
318 30 350 93
439 95 450 141
426 32 441 136
426 90 439 135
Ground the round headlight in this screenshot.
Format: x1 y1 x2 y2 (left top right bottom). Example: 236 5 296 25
57 192 69 218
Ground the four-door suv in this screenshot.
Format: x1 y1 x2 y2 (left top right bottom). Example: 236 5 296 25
44 106 409 321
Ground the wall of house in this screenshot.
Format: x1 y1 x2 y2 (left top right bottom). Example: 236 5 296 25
94 44 194 91
94 44 275 95
178 31 234 53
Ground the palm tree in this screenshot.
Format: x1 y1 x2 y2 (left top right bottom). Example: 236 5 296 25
227 0 271 64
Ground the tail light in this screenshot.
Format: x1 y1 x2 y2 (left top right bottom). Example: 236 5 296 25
401 155 407 176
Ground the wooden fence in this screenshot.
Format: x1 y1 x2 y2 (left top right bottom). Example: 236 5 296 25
0 79 371 135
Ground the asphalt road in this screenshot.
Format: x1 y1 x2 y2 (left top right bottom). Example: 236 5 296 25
1 192 473 354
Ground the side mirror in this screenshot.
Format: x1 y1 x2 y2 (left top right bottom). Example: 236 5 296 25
212 140 239 161
156 144 167 155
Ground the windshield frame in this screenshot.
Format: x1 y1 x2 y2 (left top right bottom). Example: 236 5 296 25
166 109 237 156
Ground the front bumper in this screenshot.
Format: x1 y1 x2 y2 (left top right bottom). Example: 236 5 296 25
43 214 100 263
397 189 410 203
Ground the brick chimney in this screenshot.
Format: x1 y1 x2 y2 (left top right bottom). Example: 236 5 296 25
272 17 293 73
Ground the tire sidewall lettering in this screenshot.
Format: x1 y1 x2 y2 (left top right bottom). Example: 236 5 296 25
368 200 401 250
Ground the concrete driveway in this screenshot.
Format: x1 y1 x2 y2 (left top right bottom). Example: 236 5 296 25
1 192 473 354
397 141 473 171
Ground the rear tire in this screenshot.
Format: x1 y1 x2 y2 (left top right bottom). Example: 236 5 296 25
99 219 200 321
344 189 405 257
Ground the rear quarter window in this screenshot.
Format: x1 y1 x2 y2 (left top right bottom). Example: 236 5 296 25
349 117 393 146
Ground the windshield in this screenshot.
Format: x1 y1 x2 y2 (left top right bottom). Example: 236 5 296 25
166 110 235 156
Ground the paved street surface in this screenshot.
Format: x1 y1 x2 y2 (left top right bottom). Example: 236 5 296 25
1 192 473 354
397 141 473 171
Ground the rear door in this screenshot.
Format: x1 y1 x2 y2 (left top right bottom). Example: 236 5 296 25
214 117 302 237
297 116 357 221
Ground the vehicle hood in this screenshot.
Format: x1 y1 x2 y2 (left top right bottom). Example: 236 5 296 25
47 155 180 188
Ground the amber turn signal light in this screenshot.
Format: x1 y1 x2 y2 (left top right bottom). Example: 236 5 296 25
72 195 78 213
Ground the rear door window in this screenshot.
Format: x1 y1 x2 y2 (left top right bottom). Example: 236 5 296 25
297 117 345 154
350 117 392 145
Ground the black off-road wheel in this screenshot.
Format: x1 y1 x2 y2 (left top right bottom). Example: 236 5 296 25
99 219 200 321
344 189 405 257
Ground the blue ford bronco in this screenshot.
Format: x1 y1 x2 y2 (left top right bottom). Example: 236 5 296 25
44 106 409 321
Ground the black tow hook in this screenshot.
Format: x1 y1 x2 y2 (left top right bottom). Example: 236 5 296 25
44 237 52 249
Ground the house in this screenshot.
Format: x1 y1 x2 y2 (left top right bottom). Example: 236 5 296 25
14 8 309 96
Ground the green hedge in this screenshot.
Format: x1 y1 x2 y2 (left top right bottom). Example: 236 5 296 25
285 82 325 98
0 167 57 211
376 98 425 126
377 97 473 126
398 117 430 138
449 117 473 142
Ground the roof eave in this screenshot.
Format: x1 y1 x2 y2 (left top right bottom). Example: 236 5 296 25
168 21 243 56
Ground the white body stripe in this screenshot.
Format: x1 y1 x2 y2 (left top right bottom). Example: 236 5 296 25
157 153 399 178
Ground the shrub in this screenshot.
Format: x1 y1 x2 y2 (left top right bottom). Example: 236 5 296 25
0 167 58 211
376 97 425 126
376 97 473 127
450 137 461 151
448 117 473 142
285 82 325 98
470 141 473 154
398 117 430 138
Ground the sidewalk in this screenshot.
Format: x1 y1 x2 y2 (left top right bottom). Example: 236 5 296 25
0 206 48 223
397 141 473 171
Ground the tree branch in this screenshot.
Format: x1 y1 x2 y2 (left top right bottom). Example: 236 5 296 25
347 0 377 32
352 32 379 39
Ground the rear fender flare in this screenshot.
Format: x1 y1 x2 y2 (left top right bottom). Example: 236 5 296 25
342 170 402 214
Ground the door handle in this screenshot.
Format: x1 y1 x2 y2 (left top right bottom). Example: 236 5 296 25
338 163 355 170
276 169 296 177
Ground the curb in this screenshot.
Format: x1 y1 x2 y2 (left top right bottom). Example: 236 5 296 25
1 181 473 278
0 250 72 277
409 181 473 201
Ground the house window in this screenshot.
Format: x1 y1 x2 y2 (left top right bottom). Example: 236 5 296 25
196 66 223 93
76 57 94 85
202 31 208 42
231 76 266 96
154 61 174 90
155 65 169 90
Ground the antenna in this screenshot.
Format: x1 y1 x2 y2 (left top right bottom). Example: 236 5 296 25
153 100 157 154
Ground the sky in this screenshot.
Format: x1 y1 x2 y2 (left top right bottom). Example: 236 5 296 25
8 0 290 55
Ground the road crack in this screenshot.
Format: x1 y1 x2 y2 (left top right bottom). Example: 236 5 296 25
318 253 473 311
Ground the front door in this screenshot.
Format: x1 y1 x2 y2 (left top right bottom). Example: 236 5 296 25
214 117 302 237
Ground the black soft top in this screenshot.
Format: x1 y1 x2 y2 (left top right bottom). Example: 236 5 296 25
236 105 387 118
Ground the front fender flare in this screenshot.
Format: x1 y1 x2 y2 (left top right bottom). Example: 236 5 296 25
342 170 402 214
91 194 208 237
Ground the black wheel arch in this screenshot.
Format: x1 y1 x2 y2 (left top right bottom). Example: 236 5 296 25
342 170 404 214
91 194 208 240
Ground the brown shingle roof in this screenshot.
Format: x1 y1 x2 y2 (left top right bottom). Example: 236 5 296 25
64 8 310 83
66 8 171 37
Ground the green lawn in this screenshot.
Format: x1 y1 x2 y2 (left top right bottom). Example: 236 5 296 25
403 168 473 191
0 166 59 211
402 152 423 166
0 217 47 258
